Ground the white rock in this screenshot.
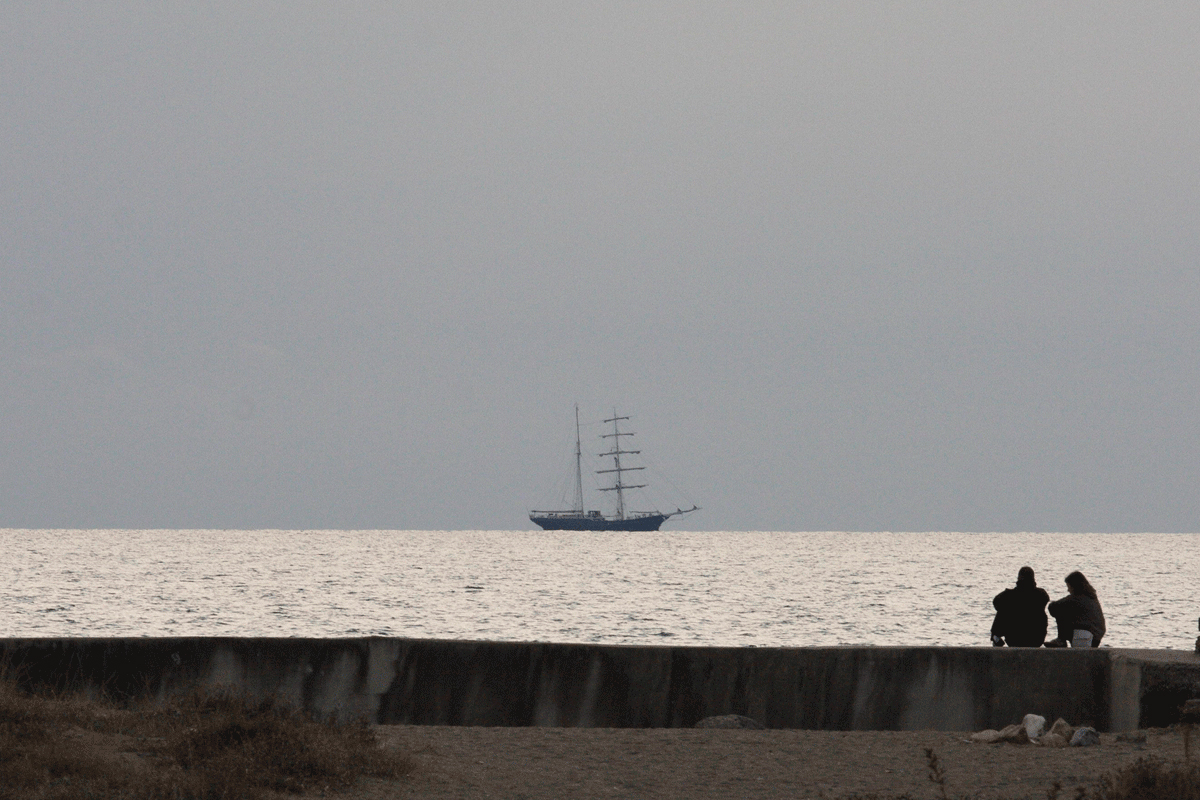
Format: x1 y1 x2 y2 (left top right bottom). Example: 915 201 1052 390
1022 713 1047 740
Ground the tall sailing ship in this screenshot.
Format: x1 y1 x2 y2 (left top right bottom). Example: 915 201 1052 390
529 407 698 531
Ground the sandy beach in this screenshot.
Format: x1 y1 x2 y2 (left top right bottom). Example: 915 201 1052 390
337 724 1190 799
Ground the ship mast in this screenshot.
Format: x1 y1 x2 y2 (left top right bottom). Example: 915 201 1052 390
572 404 584 514
597 411 646 520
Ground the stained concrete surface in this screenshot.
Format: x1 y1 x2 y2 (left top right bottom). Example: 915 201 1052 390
1 638 1197 731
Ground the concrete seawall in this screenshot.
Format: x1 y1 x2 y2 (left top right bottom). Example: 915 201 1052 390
2 638 1198 731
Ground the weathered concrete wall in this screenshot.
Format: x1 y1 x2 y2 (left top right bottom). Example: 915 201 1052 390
2 638 1197 731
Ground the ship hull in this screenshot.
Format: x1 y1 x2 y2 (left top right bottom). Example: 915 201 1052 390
529 513 667 532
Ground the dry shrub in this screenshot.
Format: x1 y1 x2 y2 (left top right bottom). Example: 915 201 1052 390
836 748 1200 800
147 688 410 795
0 677 118 798
1087 755 1200 800
0 677 412 800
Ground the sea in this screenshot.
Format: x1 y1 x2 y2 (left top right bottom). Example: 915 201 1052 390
1 530 1196 649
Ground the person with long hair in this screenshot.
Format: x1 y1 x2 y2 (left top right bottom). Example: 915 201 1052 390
990 566 1050 647
1046 571 1106 647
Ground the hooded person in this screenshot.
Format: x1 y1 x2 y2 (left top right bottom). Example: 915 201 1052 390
1047 571 1106 647
990 566 1050 647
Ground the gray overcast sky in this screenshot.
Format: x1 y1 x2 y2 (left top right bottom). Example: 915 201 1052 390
3 3 1199 531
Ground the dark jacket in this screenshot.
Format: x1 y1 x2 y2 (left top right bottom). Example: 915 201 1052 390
991 584 1050 647
1048 593 1106 641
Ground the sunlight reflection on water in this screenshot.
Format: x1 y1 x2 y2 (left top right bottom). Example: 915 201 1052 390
2 530 1196 648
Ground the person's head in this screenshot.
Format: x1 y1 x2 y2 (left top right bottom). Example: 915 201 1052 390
1016 566 1036 587
1065 570 1097 598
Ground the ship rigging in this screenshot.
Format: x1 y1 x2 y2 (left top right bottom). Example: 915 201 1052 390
529 407 698 532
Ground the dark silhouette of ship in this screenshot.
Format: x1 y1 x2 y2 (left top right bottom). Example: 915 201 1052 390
530 407 698 531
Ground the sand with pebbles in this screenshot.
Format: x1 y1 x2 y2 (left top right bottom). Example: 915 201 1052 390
334 724 1190 799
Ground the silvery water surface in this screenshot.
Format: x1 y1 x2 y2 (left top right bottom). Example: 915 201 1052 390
2 530 1197 649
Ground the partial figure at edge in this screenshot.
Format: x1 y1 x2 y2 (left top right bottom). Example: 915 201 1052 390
990 566 1050 647
1046 570 1106 648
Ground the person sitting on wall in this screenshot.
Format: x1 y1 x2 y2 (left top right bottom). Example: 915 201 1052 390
1046 571 1106 648
990 566 1050 647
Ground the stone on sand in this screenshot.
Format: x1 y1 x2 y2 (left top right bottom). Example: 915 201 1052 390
694 715 765 730
971 722 1034 744
1048 718 1074 741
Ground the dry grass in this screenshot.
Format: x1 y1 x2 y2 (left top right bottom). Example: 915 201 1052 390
0 678 412 800
1084 755 1200 800
834 747 1200 800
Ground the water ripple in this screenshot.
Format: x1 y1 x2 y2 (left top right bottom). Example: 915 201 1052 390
0 530 1196 649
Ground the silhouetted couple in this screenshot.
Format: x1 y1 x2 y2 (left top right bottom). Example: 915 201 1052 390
990 567 1106 648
